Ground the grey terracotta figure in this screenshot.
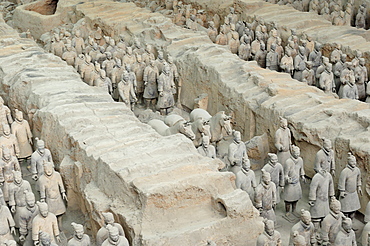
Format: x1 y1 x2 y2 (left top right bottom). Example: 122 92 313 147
133 55 146 105
38 231 58 246
111 59 124 101
284 146 305 221
309 168 335 241
291 231 307 246
255 169 277 224
330 43 342 64
102 224 129 246
263 153 284 204
340 75 359 100
95 70 112 95
11 109 33 163
8 170 32 227
197 135 216 159
75 54 85 74
293 47 307 82
354 58 368 100
154 51 166 74
228 131 248 174
0 124 20 158
32 202 60 245
228 32 240 54
355 4 366 29
255 42 267 68
18 191 38 246
266 43 279 71
333 217 356 246
80 55 95 86
280 49 294 76
238 36 251 61
62 45 77 66
38 162 67 217
67 222 91 246
143 59 159 111
157 63 176 115
0 96 13 133
72 30 85 55
321 197 344 246
96 212 125 246
256 219 282 246
207 21 218 43
319 63 335 94
289 209 316 246
102 52 115 79
362 202 370 246
266 28 278 52
314 138 335 176
0 147 20 202
308 42 322 75
235 158 256 200
275 117 292 171
333 54 346 93
302 61 315 86
31 138 53 181
0 192 15 242
51 34 65 58
118 70 137 111
338 153 362 219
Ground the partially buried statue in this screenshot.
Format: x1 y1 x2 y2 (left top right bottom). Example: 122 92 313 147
102 225 129 246
197 134 216 159
67 222 91 246
256 219 282 246
96 212 125 246
228 130 248 174
289 209 316 246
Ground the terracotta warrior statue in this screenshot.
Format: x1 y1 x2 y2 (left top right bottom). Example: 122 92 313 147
67 222 91 246
256 219 282 246
319 63 335 94
280 49 294 76
101 224 129 246
0 147 20 202
309 168 335 242
38 162 67 218
197 135 216 159
354 58 368 101
235 158 256 200
62 44 77 66
228 131 248 174
333 217 356 245
18 191 38 246
0 124 20 158
143 59 159 111
321 197 344 246
38 231 58 246
266 43 279 71
289 210 316 246
118 70 137 111
302 61 315 86
11 109 33 165
96 212 125 246
31 138 53 181
263 153 284 205
255 169 277 224
293 47 307 82
275 117 292 172
314 138 335 176
0 192 15 242
283 145 305 221
32 202 60 245
157 62 176 115
0 96 13 133
338 153 362 219
8 170 32 228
